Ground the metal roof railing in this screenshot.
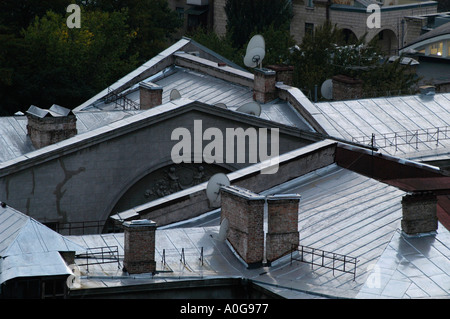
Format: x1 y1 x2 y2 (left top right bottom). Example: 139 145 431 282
290 244 358 280
76 246 121 273
352 126 450 151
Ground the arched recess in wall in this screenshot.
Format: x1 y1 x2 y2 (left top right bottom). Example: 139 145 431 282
341 28 358 44
371 28 398 55
102 162 231 232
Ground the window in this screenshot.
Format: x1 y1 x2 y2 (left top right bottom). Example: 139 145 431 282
176 7 184 21
305 23 314 37
430 42 443 56
307 0 314 8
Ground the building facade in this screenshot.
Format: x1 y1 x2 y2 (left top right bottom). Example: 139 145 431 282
212 0 438 54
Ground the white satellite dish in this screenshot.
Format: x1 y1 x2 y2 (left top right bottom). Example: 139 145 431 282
170 89 181 101
244 35 266 69
320 79 333 100
215 103 227 109
236 101 261 117
206 173 230 208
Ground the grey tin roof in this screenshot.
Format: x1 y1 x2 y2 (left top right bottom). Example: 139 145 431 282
68 163 450 298
80 65 313 131
0 110 141 164
312 93 450 161
0 203 85 284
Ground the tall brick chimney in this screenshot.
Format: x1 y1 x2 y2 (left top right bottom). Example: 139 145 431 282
139 82 163 110
401 192 438 236
220 185 265 268
253 68 277 104
123 219 157 274
26 104 77 149
266 194 301 263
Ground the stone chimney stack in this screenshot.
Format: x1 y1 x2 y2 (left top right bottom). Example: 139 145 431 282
139 82 163 110
26 104 77 149
123 219 157 274
220 185 265 268
253 68 277 104
401 192 438 236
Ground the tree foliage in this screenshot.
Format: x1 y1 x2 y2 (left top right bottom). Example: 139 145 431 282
224 0 293 49
0 0 181 115
291 22 419 99
17 9 139 109
191 0 295 69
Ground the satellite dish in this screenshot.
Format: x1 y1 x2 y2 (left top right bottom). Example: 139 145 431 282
217 217 229 242
206 173 230 208
236 101 261 117
320 79 333 100
244 35 265 69
170 89 181 101
215 103 227 109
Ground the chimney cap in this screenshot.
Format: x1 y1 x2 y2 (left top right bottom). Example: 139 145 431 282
26 104 74 118
123 219 157 228
267 194 301 201
139 81 163 91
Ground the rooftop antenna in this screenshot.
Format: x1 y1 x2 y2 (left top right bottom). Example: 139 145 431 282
236 101 261 117
244 35 266 69
170 89 181 101
320 79 333 100
206 173 230 208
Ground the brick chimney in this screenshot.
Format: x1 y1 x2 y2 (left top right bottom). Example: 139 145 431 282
26 104 77 149
253 68 277 104
123 219 157 274
266 194 301 263
332 75 363 101
220 185 265 268
267 65 294 86
401 192 438 236
139 82 163 110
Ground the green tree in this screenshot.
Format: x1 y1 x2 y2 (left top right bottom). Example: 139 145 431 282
15 9 138 111
224 0 293 49
188 28 243 66
292 22 419 99
77 0 182 63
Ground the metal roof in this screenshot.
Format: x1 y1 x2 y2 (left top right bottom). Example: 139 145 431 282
69 163 450 298
312 93 450 160
83 66 314 131
0 110 141 164
0 203 85 284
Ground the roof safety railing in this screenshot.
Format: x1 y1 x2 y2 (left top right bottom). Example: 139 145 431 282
161 247 204 267
352 126 450 151
76 246 121 273
291 244 358 280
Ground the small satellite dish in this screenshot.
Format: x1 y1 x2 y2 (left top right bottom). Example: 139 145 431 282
206 173 230 208
320 79 333 100
217 217 229 242
170 89 181 101
236 101 261 117
244 35 266 69
215 103 227 109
